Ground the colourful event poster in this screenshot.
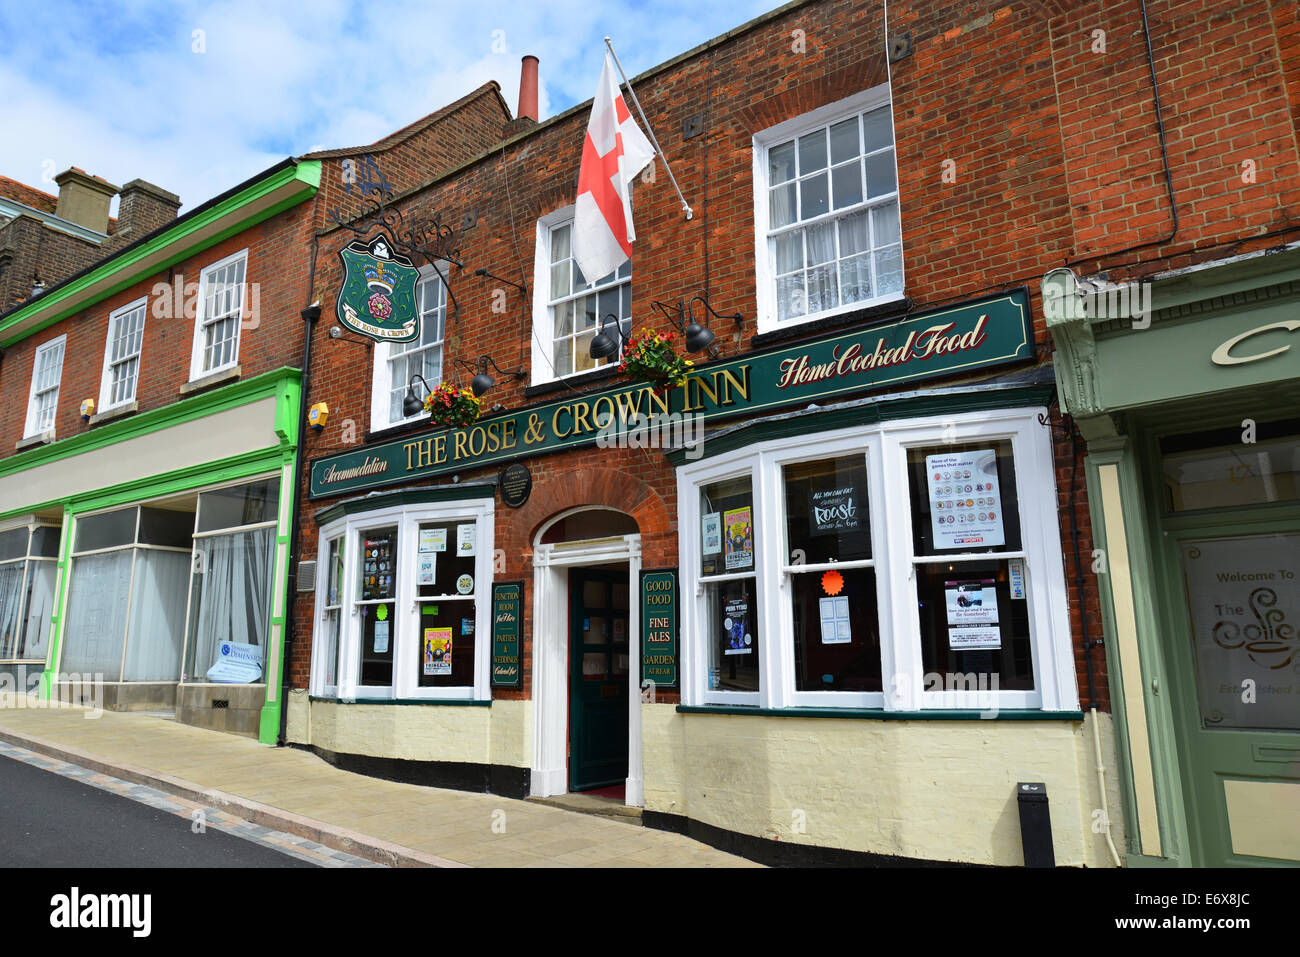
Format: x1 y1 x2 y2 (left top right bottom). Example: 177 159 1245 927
723 507 753 571
424 627 453 675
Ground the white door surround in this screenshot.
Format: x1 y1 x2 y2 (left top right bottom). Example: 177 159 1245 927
530 526 643 806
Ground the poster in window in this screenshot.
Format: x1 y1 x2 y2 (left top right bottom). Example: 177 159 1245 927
722 596 753 655
819 595 852 644
419 528 446 553
362 535 396 600
456 524 477 556
945 579 1001 649
723 507 753 571
810 486 861 534
417 554 436 586
702 512 722 556
925 450 1005 550
424 627 453 675
374 619 390 654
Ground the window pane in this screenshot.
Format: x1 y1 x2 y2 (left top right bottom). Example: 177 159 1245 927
805 221 835 265
358 527 398 601
550 261 570 299
798 130 827 172
415 522 476 597
874 244 904 296
769 140 796 183
0 561 23 658
197 480 278 532
865 151 897 198
31 526 62 558
705 578 759 692
807 263 838 314
700 476 754 577
76 508 137 552
832 162 863 209
357 526 397 687
121 549 189 682
908 441 1022 555
800 171 829 220
770 183 796 228
783 456 871 564
792 567 881 691
829 117 860 165
915 559 1034 691
551 224 571 263
0 528 27 561
872 203 901 248
320 608 340 688
862 106 893 153
417 599 475 688
18 559 57 660
840 254 872 304
61 550 134 680
773 232 803 274
185 526 274 681
138 506 195 548
1162 432 1300 511
554 299 574 338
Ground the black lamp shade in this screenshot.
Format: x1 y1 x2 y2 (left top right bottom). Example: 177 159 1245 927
402 390 424 417
590 329 619 359
685 323 716 354
471 372 494 397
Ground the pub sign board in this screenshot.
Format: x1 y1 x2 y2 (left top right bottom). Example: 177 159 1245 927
336 232 421 342
491 581 523 688
641 569 678 690
310 289 1032 497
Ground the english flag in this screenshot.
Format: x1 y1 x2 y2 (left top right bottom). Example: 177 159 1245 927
573 51 656 283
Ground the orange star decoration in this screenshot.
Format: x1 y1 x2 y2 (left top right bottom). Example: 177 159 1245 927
821 569 844 596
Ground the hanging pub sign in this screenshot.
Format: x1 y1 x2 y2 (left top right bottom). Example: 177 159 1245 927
491 581 523 688
336 232 422 342
641 569 678 689
310 288 1033 497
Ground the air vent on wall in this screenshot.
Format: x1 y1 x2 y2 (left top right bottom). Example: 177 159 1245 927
297 560 317 592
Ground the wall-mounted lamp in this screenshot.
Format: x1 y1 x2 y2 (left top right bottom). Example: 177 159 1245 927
589 313 630 360
80 398 95 420
649 297 740 356
472 267 527 296
455 355 525 397
301 303 322 323
401 373 435 418
308 402 329 430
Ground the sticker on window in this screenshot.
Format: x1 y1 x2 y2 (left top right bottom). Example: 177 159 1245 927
702 512 722 555
723 507 753 571
424 628 452 675
456 573 474 595
722 597 753 655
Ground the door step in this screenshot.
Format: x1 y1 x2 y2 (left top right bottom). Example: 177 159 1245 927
528 793 643 824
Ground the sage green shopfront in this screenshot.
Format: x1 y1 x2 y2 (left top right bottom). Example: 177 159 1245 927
0 368 301 743
1046 245 1300 867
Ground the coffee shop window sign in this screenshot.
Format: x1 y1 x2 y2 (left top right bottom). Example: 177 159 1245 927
336 233 422 342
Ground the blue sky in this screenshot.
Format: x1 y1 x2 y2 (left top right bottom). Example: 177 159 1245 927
0 0 783 214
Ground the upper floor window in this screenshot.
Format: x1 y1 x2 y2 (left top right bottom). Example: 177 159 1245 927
531 210 631 385
190 249 247 379
369 267 447 433
24 335 66 438
754 87 903 332
100 296 147 410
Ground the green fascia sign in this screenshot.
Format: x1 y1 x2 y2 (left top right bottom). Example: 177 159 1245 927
310 288 1033 498
491 581 523 688
641 569 678 689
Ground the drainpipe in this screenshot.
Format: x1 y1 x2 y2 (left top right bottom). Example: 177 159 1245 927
278 234 322 746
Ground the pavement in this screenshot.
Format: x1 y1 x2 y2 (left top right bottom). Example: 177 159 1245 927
0 694 760 868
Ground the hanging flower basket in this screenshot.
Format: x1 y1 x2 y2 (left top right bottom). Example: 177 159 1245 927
617 331 694 393
424 382 482 430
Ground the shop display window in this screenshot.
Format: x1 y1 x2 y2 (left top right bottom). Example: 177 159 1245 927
312 497 494 701
678 408 1076 712
0 524 61 663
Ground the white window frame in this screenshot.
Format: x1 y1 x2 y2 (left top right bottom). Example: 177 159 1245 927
676 406 1077 713
752 86 904 335
99 295 148 411
310 497 495 702
24 334 67 439
530 206 632 387
189 248 248 380
369 265 448 434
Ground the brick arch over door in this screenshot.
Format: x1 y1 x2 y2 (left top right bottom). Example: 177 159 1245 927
500 466 675 570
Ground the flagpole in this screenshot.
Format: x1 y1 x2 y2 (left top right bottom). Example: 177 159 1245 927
604 36 693 221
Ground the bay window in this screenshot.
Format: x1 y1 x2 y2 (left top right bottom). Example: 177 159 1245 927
678 407 1076 712
311 495 494 701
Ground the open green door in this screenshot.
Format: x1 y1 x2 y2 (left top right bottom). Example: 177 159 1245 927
569 568 630 792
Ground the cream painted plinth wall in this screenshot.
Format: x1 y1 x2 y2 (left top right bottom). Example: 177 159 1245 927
286 691 532 770
642 706 1127 867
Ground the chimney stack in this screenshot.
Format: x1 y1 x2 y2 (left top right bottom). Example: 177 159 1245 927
518 55 539 123
116 179 181 239
53 168 118 234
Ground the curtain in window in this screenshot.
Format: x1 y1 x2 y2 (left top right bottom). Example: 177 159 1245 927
121 550 190 682
0 562 24 658
62 551 134 679
18 561 56 661
192 526 275 678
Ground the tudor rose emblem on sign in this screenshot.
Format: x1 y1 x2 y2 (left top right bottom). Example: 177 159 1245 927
336 232 420 342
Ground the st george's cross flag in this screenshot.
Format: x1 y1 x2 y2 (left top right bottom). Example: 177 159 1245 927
573 51 656 284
